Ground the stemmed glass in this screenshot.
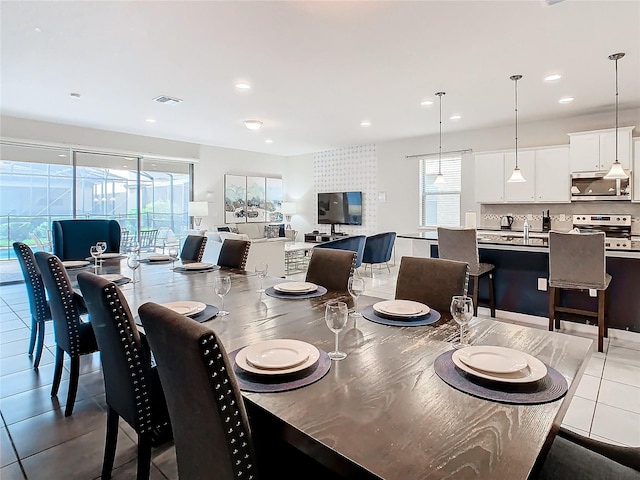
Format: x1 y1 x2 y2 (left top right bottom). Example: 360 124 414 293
347 276 366 317
255 262 268 293
90 245 100 273
450 295 474 349
168 247 179 270
325 300 348 361
96 241 107 266
214 275 231 316
127 253 140 284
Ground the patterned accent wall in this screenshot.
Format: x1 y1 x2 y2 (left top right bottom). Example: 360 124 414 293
313 145 377 235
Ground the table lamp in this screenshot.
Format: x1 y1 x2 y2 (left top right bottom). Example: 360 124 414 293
281 202 297 230
188 201 209 228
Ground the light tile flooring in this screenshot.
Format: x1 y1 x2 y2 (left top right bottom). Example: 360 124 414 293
1 265 639 479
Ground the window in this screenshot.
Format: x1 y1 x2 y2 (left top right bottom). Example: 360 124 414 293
419 153 461 227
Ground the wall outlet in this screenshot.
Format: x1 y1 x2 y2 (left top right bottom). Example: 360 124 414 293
589 289 597 297
538 278 547 291
559 214 566 221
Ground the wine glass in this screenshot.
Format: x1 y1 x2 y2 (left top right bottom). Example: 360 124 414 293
90 245 100 273
127 254 140 284
347 276 366 317
214 275 232 316
255 261 268 293
450 295 474 349
168 247 179 269
96 241 107 266
325 300 348 361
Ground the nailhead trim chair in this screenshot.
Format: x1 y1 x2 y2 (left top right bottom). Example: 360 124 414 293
35 252 98 417
180 235 208 263
548 231 610 352
13 242 51 369
305 248 357 292
138 302 258 480
217 239 251 270
395 256 468 323
437 227 496 317
313 235 366 268
77 272 171 480
362 232 396 276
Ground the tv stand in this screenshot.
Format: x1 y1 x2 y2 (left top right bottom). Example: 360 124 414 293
304 232 349 243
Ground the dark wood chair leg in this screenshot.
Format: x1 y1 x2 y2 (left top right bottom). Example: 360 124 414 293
597 289 605 353
65 355 80 417
471 275 479 316
554 288 562 330
28 316 37 355
488 273 496 318
548 286 556 331
33 321 46 369
137 433 152 480
51 346 64 396
102 406 119 480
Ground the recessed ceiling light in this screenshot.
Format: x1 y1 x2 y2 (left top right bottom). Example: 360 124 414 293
58 154 67 158
558 97 574 104
151 163 157 167
152 95 182 105
122 165 129 168
69 93 81 100
449 114 462 121
235 82 251 90
34 27 41 33
265 139 273 144
544 74 562 82
145 118 157 123
243 120 263 130
360 121 371 127
420 100 434 107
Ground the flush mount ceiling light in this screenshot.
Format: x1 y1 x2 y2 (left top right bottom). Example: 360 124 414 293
243 120 263 130
544 74 562 82
360 121 372 127
508 74 526 183
420 99 434 107
152 95 183 105
235 82 251 90
449 114 462 121
604 52 629 180
434 92 446 186
558 96 574 104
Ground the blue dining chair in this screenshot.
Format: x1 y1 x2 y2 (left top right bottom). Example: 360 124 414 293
362 232 396 275
52 219 122 260
313 235 366 269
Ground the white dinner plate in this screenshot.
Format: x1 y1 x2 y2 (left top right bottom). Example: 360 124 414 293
452 349 547 384
244 339 311 370
236 340 320 375
181 262 214 270
98 252 121 259
159 301 207 317
148 255 170 262
457 346 529 374
274 282 318 294
62 260 90 269
99 274 125 283
373 300 430 317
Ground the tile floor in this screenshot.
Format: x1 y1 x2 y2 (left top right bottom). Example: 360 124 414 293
1 265 639 479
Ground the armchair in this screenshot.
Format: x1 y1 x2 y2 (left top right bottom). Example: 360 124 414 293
52 219 121 260
313 235 366 268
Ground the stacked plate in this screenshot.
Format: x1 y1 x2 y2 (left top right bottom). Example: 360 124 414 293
62 260 90 269
273 282 318 295
85 253 123 261
147 254 170 262
159 301 207 317
179 262 215 270
236 339 320 375
452 346 547 383
372 300 430 318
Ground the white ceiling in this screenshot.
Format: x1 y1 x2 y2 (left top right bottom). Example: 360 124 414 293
1 1 639 156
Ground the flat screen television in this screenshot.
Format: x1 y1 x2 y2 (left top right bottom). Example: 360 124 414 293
317 191 362 233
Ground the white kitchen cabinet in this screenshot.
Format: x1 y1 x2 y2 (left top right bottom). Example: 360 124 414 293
534 147 570 202
504 151 535 202
475 153 505 203
569 127 633 172
634 138 640 202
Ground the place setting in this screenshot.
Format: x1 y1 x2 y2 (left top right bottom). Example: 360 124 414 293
172 262 220 274
265 281 327 300
362 299 441 327
61 260 91 270
140 254 172 264
96 273 132 286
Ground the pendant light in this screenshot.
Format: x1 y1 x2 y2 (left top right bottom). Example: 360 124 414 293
604 52 629 179
507 75 526 183
434 91 446 185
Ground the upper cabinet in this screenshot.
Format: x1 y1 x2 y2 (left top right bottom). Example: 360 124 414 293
475 153 505 203
534 147 570 203
634 138 640 203
569 127 634 172
504 151 535 202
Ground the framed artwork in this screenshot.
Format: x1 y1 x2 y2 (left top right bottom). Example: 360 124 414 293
224 174 247 223
266 178 283 223
246 176 266 223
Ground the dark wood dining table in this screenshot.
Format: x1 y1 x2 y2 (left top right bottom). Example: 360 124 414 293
73 259 593 480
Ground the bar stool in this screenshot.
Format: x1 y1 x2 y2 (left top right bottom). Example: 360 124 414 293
548 231 610 352
437 227 496 317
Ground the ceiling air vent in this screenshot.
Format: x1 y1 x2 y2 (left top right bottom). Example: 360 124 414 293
152 95 183 105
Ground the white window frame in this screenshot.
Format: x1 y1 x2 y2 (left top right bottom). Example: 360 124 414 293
419 153 462 227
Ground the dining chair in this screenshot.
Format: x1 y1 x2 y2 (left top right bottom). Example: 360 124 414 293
313 235 366 268
12 242 51 369
139 229 159 252
305 248 357 292
217 238 251 270
362 232 396 276
35 252 98 417
538 427 640 480
180 235 208 263
138 302 259 480
437 227 496 317
548 231 610 352
77 272 172 480
395 256 468 322
52 219 121 260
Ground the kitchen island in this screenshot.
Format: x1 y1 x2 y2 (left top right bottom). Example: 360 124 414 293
399 231 640 334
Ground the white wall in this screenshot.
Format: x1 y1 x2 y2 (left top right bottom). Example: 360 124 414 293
283 153 314 239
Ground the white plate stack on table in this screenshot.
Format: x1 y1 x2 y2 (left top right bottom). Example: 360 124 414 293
61 260 91 269
174 262 216 271
372 299 430 318
159 301 207 317
451 346 548 383
235 339 320 375
273 282 318 295
147 254 170 262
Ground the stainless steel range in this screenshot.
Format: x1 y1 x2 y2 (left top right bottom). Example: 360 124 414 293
572 214 632 250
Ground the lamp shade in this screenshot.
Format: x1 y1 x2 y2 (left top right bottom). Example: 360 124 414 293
281 202 297 215
188 201 209 217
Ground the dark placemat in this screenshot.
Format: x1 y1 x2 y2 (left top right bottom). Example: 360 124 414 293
97 275 131 286
140 258 172 264
265 285 328 300
135 304 219 326
229 347 331 393
362 305 441 327
434 350 568 405
172 265 221 274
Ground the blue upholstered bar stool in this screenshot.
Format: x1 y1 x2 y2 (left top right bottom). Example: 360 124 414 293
548 231 610 352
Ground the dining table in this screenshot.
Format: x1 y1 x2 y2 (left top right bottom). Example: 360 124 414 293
68 258 593 480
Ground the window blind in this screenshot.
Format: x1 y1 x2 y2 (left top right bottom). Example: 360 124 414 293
419 153 461 227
